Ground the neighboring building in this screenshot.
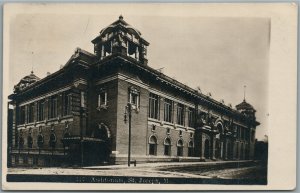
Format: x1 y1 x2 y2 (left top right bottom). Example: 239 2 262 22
7 16 260 167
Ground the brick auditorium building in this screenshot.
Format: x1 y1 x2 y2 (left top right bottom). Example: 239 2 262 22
7 16 260 167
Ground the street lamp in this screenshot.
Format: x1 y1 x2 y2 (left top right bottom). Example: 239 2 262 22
124 103 132 167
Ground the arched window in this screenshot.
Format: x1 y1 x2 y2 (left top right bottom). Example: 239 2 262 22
217 123 224 134
188 141 194 157
18 130 24 149
148 135 157 156
164 138 171 156
49 133 57 148
37 134 44 148
27 135 33 148
177 139 184 156
19 136 24 149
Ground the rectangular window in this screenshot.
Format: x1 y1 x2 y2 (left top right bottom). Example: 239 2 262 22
28 103 34 123
63 93 72 116
164 99 173 123
129 88 139 109
19 106 26 125
38 100 45 121
176 103 184 125
49 96 58 119
98 92 107 107
187 108 194 127
148 93 159 119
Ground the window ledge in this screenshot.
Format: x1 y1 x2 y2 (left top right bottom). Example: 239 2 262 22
163 121 175 127
174 124 186 129
186 126 195 131
148 118 161 123
97 104 109 111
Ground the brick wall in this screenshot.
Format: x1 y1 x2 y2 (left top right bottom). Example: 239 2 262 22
146 123 194 157
88 79 119 151
116 79 149 156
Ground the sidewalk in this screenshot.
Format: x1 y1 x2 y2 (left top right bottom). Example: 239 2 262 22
84 160 254 169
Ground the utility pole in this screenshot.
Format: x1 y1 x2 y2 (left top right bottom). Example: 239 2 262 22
124 103 132 167
80 106 84 167
80 91 85 167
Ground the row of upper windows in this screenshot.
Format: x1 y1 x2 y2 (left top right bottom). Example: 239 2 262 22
236 126 254 141
148 93 194 127
97 88 194 127
18 92 72 125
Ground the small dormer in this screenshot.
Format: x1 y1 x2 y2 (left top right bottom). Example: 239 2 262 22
91 15 149 65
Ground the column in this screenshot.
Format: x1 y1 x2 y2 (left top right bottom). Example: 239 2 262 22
58 93 63 118
44 98 49 121
185 107 189 127
159 97 164 122
232 141 237 160
34 101 38 123
220 141 224 159
172 102 176 124
211 136 216 160
200 135 205 160
25 105 28 124
101 45 104 59
224 139 228 160
135 46 139 60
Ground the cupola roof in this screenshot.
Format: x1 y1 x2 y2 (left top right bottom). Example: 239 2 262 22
14 71 40 92
236 99 255 111
99 15 142 37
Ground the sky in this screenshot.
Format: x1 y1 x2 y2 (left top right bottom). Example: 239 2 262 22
8 4 270 140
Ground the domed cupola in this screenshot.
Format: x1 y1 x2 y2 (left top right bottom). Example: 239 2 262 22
91 15 149 65
236 99 256 118
14 71 40 93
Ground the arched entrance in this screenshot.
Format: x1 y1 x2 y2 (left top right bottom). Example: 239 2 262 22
216 123 224 159
204 139 210 159
84 123 112 165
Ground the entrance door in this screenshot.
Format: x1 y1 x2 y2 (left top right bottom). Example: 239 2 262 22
204 139 210 159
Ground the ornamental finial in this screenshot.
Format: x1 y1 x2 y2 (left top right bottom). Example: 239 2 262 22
243 85 247 102
119 15 123 20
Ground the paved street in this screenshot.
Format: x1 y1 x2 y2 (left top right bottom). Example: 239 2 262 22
7 160 267 182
